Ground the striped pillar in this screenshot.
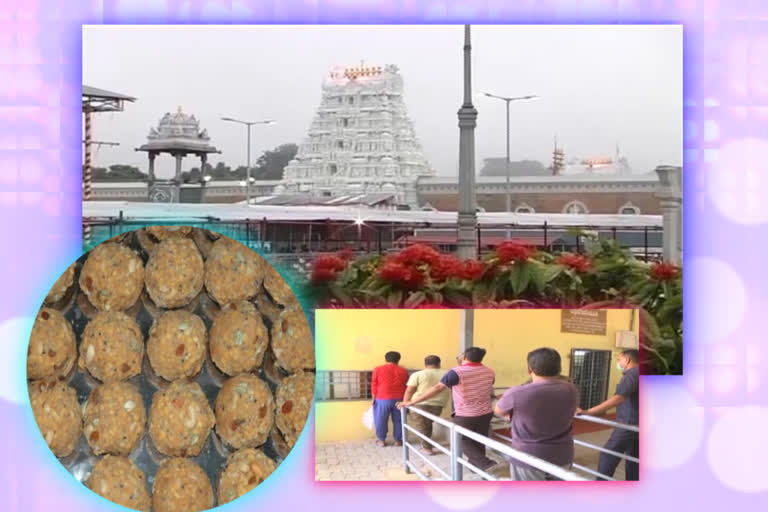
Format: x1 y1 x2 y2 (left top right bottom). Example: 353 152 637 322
83 110 93 249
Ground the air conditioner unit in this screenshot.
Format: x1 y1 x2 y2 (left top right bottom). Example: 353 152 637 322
615 330 638 348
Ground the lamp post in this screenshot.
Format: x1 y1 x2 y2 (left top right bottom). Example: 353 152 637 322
456 25 479 260
221 117 276 205
456 25 477 259
478 92 537 239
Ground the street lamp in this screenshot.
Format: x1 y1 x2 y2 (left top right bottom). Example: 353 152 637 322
456 24 479 260
221 117 276 205
478 92 537 239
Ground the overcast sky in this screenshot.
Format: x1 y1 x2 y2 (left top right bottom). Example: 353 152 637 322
83 24 681 178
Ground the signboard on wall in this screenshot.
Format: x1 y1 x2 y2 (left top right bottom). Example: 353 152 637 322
561 309 607 335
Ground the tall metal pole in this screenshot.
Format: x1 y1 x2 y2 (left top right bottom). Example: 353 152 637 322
221 117 275 206
246 123 252 205
401 407 410 474
456 24 478 260
505 98 511 239
478 93 537 239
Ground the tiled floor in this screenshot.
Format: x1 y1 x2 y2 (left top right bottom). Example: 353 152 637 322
315 428 629 482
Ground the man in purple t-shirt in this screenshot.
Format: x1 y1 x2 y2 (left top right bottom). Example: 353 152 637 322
494 348 580 480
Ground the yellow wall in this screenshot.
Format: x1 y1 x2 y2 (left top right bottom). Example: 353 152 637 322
315 401 374 443
315 308 639 442
474 309 639 392
315 309 461 442
315 309 462 371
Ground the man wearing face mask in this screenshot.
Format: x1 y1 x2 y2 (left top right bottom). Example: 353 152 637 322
494 348 580 480
576 349 639 481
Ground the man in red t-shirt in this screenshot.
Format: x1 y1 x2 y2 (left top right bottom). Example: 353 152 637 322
371 351 409 447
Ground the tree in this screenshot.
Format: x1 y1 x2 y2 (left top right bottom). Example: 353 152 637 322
180 167 202 183
95 142 298 183
90 164 147 182
479 158 549 177
252 143 298 180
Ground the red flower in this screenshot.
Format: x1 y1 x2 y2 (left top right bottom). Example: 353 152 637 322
337 248 354 261
555 253 592 273
650 262 679 281
309 254 348 284
378 261 425 289
457 260 485 281
495 242 533 264
310 267 338 284
313 255 347 272
429 254 462 282
397 244 440 266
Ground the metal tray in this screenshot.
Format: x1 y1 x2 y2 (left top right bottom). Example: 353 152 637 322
35 227 309 508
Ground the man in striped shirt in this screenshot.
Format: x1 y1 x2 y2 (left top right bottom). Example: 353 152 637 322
399 347 497 471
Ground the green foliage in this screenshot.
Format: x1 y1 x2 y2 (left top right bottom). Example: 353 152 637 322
252 143 299 180
93 143 298 184
309 242 683 375
90 164 147 182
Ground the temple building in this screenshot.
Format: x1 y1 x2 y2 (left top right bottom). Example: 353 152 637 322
418 144 654 214
135 106 219 203
276 63 435 208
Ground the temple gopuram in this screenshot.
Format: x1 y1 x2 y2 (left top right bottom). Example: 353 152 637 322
277 63 435 208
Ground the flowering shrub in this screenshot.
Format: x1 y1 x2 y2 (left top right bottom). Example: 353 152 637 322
555 253 592 273
306 239 683 375
378 259 425 290
310 255 348 284
496 241 534 263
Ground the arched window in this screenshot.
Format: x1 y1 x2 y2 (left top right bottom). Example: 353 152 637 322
562 200 589 214
515 203 535 214
619 202 640 215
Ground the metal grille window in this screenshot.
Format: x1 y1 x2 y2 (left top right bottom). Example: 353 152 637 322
569 349 612 410
315 371 373 401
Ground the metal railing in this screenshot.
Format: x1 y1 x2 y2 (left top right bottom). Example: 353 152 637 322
493 414 639 481
400 406 638 481
82 215 663 262
400 405 589 481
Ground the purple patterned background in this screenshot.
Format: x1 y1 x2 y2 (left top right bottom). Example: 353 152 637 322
2 0 767 510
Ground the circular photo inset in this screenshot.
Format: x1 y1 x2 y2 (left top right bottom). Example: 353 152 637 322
26 226 315 511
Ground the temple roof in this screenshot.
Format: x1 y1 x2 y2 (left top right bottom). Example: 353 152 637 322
83 85 136 101
420 173 659 186
136 106 219 154
83 85 135 113
252 193 396 207
136 140 221 154
83 201 663 228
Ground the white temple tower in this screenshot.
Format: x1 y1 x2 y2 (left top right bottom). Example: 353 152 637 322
280 63 435 208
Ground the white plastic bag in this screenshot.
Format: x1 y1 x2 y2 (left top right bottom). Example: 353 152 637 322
362 405 375 430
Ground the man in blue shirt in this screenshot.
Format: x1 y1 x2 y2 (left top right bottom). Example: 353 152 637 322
577 349 639 481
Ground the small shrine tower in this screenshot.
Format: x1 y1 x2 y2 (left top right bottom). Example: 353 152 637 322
551 136 565 176
136 106 220 202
